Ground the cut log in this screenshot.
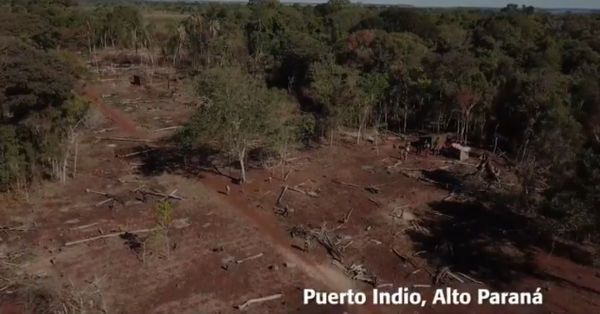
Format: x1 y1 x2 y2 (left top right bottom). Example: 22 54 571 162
117 149 155 158
340 208 353 224
65 227 159 246
276 185 288 206
96 137 152 143
331 180 360 189
235 294 283 310
288 186 319 198
236 252 264 264
137 189 183 200
153 126 181 132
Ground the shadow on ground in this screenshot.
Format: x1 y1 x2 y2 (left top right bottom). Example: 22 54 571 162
408 199 540 289
127 143 248 184
408 167 559 289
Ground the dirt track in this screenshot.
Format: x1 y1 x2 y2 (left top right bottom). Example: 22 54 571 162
1 64 599 314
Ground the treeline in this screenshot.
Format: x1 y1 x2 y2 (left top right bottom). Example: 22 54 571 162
169 0 599 241
0 0 87 191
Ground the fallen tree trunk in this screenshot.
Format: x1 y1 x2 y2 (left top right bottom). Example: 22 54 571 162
235 294 283 310
65 227 160 246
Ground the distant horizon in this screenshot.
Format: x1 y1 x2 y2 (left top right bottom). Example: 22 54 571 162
162 0 600 10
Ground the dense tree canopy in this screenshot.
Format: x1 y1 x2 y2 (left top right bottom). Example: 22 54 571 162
0 36 84 191
179 66 294 183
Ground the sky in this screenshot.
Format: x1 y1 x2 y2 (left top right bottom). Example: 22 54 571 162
260 0 600 9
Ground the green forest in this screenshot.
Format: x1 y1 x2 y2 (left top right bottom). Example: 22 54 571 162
1 0 599 244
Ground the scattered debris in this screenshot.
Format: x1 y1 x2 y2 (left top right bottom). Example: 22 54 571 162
389 204 413 221
435 266 464 284
120 232 143 255
311 227 343 262
274 206 293 217
0 224 30 232
368 197 381 206
171 218 191 230
392 248 434 277
338 209 353 224
212 246 224 252
347 264 376 285
365 186 380 194
221 256 236 270
235 293 283 310
468 153 501 183
369 239 382 245
409 221 430 235
290 226 313 251
131 74 144 86
86 188 124 207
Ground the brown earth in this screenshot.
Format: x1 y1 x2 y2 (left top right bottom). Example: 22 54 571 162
1 62 599 314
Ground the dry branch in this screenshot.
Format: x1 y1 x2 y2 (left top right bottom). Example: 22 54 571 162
284 170 293 181
153 126 181 132
435 266 464 284
340 208 353 224
392 248 434 277
331 179 360 189
236 252 264 264
368 197 381 206
0 225 30 232
236 294 283 310
137 189 183 200
457 272 483 285
347 264 376 285
95 198 114 207
276 185 288 206
288 186 319 198
96 136 152 143
70 222 99 231
365 186 380 194
65 227 159 246
85 189 111 197
93 127 116 134
118 149 155 158
312 228 343 262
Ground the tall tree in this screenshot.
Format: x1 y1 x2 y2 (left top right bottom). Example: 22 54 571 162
179 66 293 183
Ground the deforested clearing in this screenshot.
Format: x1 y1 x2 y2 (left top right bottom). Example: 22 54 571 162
1 1 599 313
